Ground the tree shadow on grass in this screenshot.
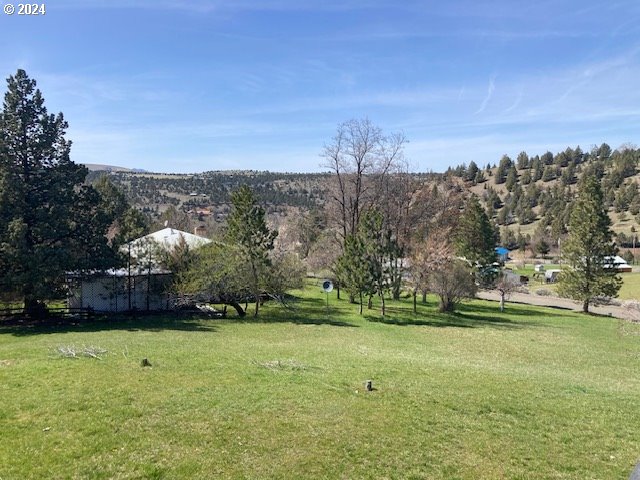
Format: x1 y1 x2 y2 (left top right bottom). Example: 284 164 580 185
365 302 531 329
0 296 359 336
231 296 358 328
0 312 219 337
459 301 552 318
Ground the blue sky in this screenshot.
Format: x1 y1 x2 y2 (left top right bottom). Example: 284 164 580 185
1 0 639 173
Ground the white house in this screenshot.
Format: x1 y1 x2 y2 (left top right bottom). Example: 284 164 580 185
605 255 632 273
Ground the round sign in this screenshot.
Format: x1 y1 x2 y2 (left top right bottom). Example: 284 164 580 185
322 280 333 293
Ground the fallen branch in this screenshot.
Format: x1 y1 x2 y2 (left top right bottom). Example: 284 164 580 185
55 345 107 360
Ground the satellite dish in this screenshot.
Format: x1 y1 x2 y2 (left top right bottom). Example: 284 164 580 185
322 280 333 293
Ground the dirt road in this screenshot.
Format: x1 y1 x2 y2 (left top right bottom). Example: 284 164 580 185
476 290 638 321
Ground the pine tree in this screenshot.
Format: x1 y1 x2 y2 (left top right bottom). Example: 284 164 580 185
516 151 530 170
494 155 512 184
558 176 621 312
455 195 497 269
465 161 479 182
505 166 518 191
361 209 400 316
0 70 114 314
226 185 278 317
336 232 369 314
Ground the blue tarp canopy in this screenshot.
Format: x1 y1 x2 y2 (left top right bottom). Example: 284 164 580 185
495 247 510 256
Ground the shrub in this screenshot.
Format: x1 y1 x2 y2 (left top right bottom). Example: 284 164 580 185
428 260 477 312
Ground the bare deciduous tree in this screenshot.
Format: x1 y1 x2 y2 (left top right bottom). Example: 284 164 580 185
494 273 520 312
380 161 416 299
321 118 407 244
408 227 453 313
428 260 477 313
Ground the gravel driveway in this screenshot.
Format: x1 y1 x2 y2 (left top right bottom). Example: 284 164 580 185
476 290 639 321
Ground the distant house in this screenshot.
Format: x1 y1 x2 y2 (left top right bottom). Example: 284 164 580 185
604 255 632 273
495 246 510 263
67 228 211 313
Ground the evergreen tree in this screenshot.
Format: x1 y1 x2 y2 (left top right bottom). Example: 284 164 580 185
532 157 543 181
336 232 369 314
465 161 479 182
516 151 529 170
558 176 621 313
115 208 149 247
505 166 518 191
542 165 555 182
494 155 512 184
455 195 497 268
359 209 391 316
337 208 400 316
226 185 278 317
541 151 554 165
474 169 486 184
0 70 114 313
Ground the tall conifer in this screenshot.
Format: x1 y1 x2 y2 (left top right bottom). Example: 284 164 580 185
558 175 621 312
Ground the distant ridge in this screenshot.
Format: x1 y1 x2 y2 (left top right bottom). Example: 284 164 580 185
82 163 147 173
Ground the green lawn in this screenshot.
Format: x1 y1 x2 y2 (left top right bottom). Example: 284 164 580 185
620 272 640 300
1 287 639 479
508 263 640 300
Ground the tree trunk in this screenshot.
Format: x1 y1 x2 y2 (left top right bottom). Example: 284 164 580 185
499 293 505 312
583 299 589 313
438 296 453 312
422 290 427 304
228 302 246 317
336 284 340 300
24 295 46 318
413 289 417 314
359 292 363 315
367 296 373 310
254 293 260 317
380 294 386 317
392 281 400 301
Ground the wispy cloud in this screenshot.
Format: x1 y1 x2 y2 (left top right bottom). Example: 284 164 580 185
475 76 496 114
503 89 522 114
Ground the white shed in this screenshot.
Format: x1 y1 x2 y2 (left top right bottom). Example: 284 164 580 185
67 268 173 313
68 228 212 313
545 269 562 283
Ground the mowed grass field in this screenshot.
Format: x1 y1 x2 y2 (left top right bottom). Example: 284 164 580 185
507 263 640 300
619 272 640 300
1 286 640 479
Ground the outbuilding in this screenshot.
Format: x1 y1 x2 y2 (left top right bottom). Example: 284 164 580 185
67 228 211 313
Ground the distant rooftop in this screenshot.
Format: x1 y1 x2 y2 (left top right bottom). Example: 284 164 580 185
124 227 211 258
